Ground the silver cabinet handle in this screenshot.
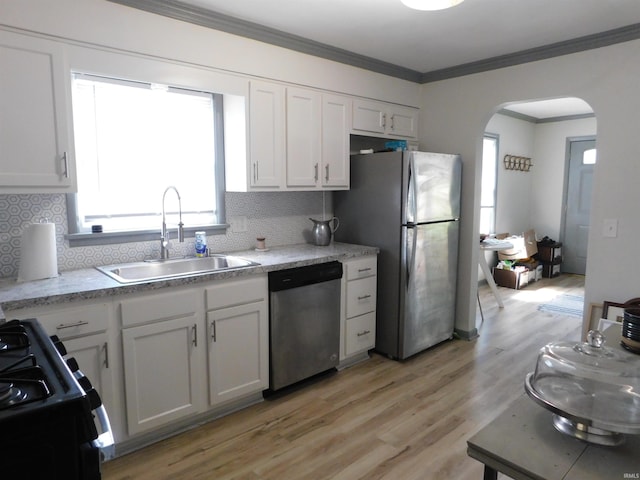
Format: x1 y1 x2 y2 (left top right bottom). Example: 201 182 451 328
381 113 386 129
103 342 109 369
56 320 89 330
358 267 372 273
390 114 395 131
314 163 319 182
325 164 329 182
357 330 371 337
211 321 217 342
192 324 198 347
62 151 69 178
357 294 372 300
253 162 258 183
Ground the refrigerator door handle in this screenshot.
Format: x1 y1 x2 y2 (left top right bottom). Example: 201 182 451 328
405 225 417 286
406 156 418 225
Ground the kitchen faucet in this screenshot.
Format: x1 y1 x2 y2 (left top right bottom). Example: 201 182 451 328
160 186 185 259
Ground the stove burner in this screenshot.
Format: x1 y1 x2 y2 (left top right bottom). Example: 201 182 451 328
0 321 30 352
0 381 28 408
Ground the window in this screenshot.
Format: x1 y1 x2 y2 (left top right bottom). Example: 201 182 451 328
68 73 225 240
583 148 597 165
480 134 498 235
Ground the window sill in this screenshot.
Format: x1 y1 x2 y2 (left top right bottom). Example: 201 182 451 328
67 224 229 247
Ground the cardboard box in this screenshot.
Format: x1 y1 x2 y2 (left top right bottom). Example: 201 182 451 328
492 267 528 289
497 229 538 261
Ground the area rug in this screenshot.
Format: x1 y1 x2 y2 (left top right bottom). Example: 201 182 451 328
537 294 584 318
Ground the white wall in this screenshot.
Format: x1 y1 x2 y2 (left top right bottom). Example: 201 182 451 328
420 40 640 337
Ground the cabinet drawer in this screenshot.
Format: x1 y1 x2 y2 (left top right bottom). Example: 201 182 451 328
121 289 199 327
345 312 376 356
346 276 377 318
11 302 110 339
205 274 267 310
345 256 377 281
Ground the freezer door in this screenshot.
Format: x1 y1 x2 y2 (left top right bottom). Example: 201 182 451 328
400 221 459 359
408 152 461 224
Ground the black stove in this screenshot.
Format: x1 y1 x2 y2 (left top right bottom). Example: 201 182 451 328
0 318 114 479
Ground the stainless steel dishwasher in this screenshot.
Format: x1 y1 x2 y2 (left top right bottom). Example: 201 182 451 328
268 261 343 391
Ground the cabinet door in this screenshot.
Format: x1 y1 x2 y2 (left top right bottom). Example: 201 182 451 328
122 316 202 435
249 81 285 189
207 301 268 405
286 87 321 188
62 333 117 431
352 99 386 135
0 30 76 192
345 311 376 356
346 276 377 319
388 105 418 139
322 94 351 189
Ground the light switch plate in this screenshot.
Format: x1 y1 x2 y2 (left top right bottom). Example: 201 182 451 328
603 218 618 238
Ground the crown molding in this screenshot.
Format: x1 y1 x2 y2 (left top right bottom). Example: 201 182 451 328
107 0 423 83
108 0 640 85
498 108 596 124
420 23 640 83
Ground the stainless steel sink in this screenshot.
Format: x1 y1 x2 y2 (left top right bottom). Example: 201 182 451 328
96 255 260 283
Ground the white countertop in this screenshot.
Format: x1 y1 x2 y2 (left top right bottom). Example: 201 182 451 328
0 242 378 319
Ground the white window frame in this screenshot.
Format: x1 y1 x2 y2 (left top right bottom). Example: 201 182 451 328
480 133 499 235
67 73 227 247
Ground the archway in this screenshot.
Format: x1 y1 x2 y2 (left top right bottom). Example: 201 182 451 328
477 97 596 326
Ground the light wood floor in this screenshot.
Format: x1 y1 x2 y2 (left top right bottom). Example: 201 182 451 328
103 274 585 480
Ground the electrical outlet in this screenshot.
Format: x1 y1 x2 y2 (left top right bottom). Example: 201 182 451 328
603 218 618 238
230 216 247 233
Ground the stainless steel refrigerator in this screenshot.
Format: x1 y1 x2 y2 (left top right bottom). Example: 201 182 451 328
334 151 461 359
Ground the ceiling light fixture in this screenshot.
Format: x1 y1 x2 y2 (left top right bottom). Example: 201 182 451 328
400 0 464 11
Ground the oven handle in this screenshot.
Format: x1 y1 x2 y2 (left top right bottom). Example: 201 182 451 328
92 404 116 461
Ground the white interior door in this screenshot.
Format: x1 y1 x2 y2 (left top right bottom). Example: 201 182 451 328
562 138 596 275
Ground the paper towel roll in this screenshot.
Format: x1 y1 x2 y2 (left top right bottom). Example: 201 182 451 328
17 222 59 282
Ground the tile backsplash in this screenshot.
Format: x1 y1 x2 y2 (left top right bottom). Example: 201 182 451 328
0 191 332 279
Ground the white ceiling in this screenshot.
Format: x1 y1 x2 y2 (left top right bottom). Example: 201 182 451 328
114 0 640 118
502 98 594 121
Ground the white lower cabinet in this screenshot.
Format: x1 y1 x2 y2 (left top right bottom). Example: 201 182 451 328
118 275 268 437
4 300 121 440
120 288 205 436
205 275 269 406
340 256 378 362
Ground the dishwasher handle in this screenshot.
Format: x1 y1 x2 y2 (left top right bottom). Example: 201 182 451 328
268 261 343 292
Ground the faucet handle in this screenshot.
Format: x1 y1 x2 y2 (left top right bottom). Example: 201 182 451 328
178 222 185 242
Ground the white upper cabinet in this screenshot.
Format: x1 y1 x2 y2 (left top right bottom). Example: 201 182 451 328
229 80 351 192
285 88 350 190
286 87 322 188
0 30 76 192
248 80 286 189
287 88 351 190
352 99 418 139
321 94 351 189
